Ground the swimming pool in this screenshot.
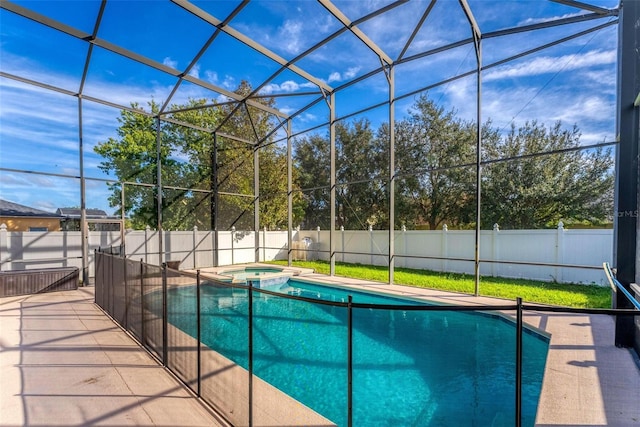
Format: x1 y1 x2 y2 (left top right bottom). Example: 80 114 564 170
167 279 548 426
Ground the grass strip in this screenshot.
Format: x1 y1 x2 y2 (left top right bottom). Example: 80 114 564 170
268 260 611 308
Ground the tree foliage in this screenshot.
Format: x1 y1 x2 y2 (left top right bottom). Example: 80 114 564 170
94 81 305 230
292 95 613 230
481 121 614 228
294 119 388 229
391 96 486 229
94 101 165 229
96 89 613 231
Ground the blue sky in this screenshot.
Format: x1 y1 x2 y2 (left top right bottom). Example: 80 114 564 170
0 0 620 214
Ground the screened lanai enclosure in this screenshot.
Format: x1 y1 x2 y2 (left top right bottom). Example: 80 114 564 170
2 1 640 426
0 2 639 324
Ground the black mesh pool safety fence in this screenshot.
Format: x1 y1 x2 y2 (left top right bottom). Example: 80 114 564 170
94 251 639 427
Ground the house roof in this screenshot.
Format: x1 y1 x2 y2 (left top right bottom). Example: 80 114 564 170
0 199 61 218
56 208 110 218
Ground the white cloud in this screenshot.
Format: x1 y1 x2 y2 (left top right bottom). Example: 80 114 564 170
35 200 59 212
260 83 280 95
278 106 295 115
317 14 335 34
581 69 616 90
258 80 318 95
222 75 236 89
554 95 614 124
484 50 616 81
280 80 300 92
216 93 231 104
163 57 178 69
2 58 176 112
205 70 219 85
518 12 585 26
327 72 342 83
343 67 360 80
278 20 304 55
327 67 361 83
298 112 317 123
0 173 26 186
188 64 200 79
488 89 614 144
418 67 616 148
6 173 57 188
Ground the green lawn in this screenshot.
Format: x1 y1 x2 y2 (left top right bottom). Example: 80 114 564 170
268 260 611 308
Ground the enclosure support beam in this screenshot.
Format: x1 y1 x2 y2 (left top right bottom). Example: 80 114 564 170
388 66 396 284
212 133 219 267
474 45 482 297
613 0 640 348
330 93 336 276
121 184 126 256
156 117 163 266
78 97 88 285
173 0 331 95
318 0 393 66
287 120 293 266
254 140 260 263
76 0 104 286
460 0 483 296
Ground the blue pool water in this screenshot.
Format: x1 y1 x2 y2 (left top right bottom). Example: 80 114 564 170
167 279 548 426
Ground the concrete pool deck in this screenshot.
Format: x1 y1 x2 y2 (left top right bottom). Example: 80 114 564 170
0 287 228 427
1 281 639 426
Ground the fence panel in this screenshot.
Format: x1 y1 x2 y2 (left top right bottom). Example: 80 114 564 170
126 258 143 342
112 257 126 325
142 263 164 361
94 250 105 309
260 230 288 261
163 231 194 268
217 231 234 266
251 289 348 427
199 281 250 427
194 230 215 268
233 231 257 264
1 227 616 284
4 231 83 270
340 230 371 264
166 270 199 392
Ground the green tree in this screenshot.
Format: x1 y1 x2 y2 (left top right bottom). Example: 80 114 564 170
293 133 331 229
392 95 481 230
95 82 304 230
294 119 387 230
94 101 176 229
336 119 388 229
481 121 614 229
293 95 613 231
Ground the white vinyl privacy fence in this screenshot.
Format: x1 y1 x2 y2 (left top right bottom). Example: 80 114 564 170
0 223 612 285
297 224 613 285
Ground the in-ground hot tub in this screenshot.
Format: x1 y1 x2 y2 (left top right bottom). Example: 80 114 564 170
193 263 314 288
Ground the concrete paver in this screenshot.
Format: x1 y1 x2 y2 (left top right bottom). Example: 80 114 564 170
0 288 226 427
